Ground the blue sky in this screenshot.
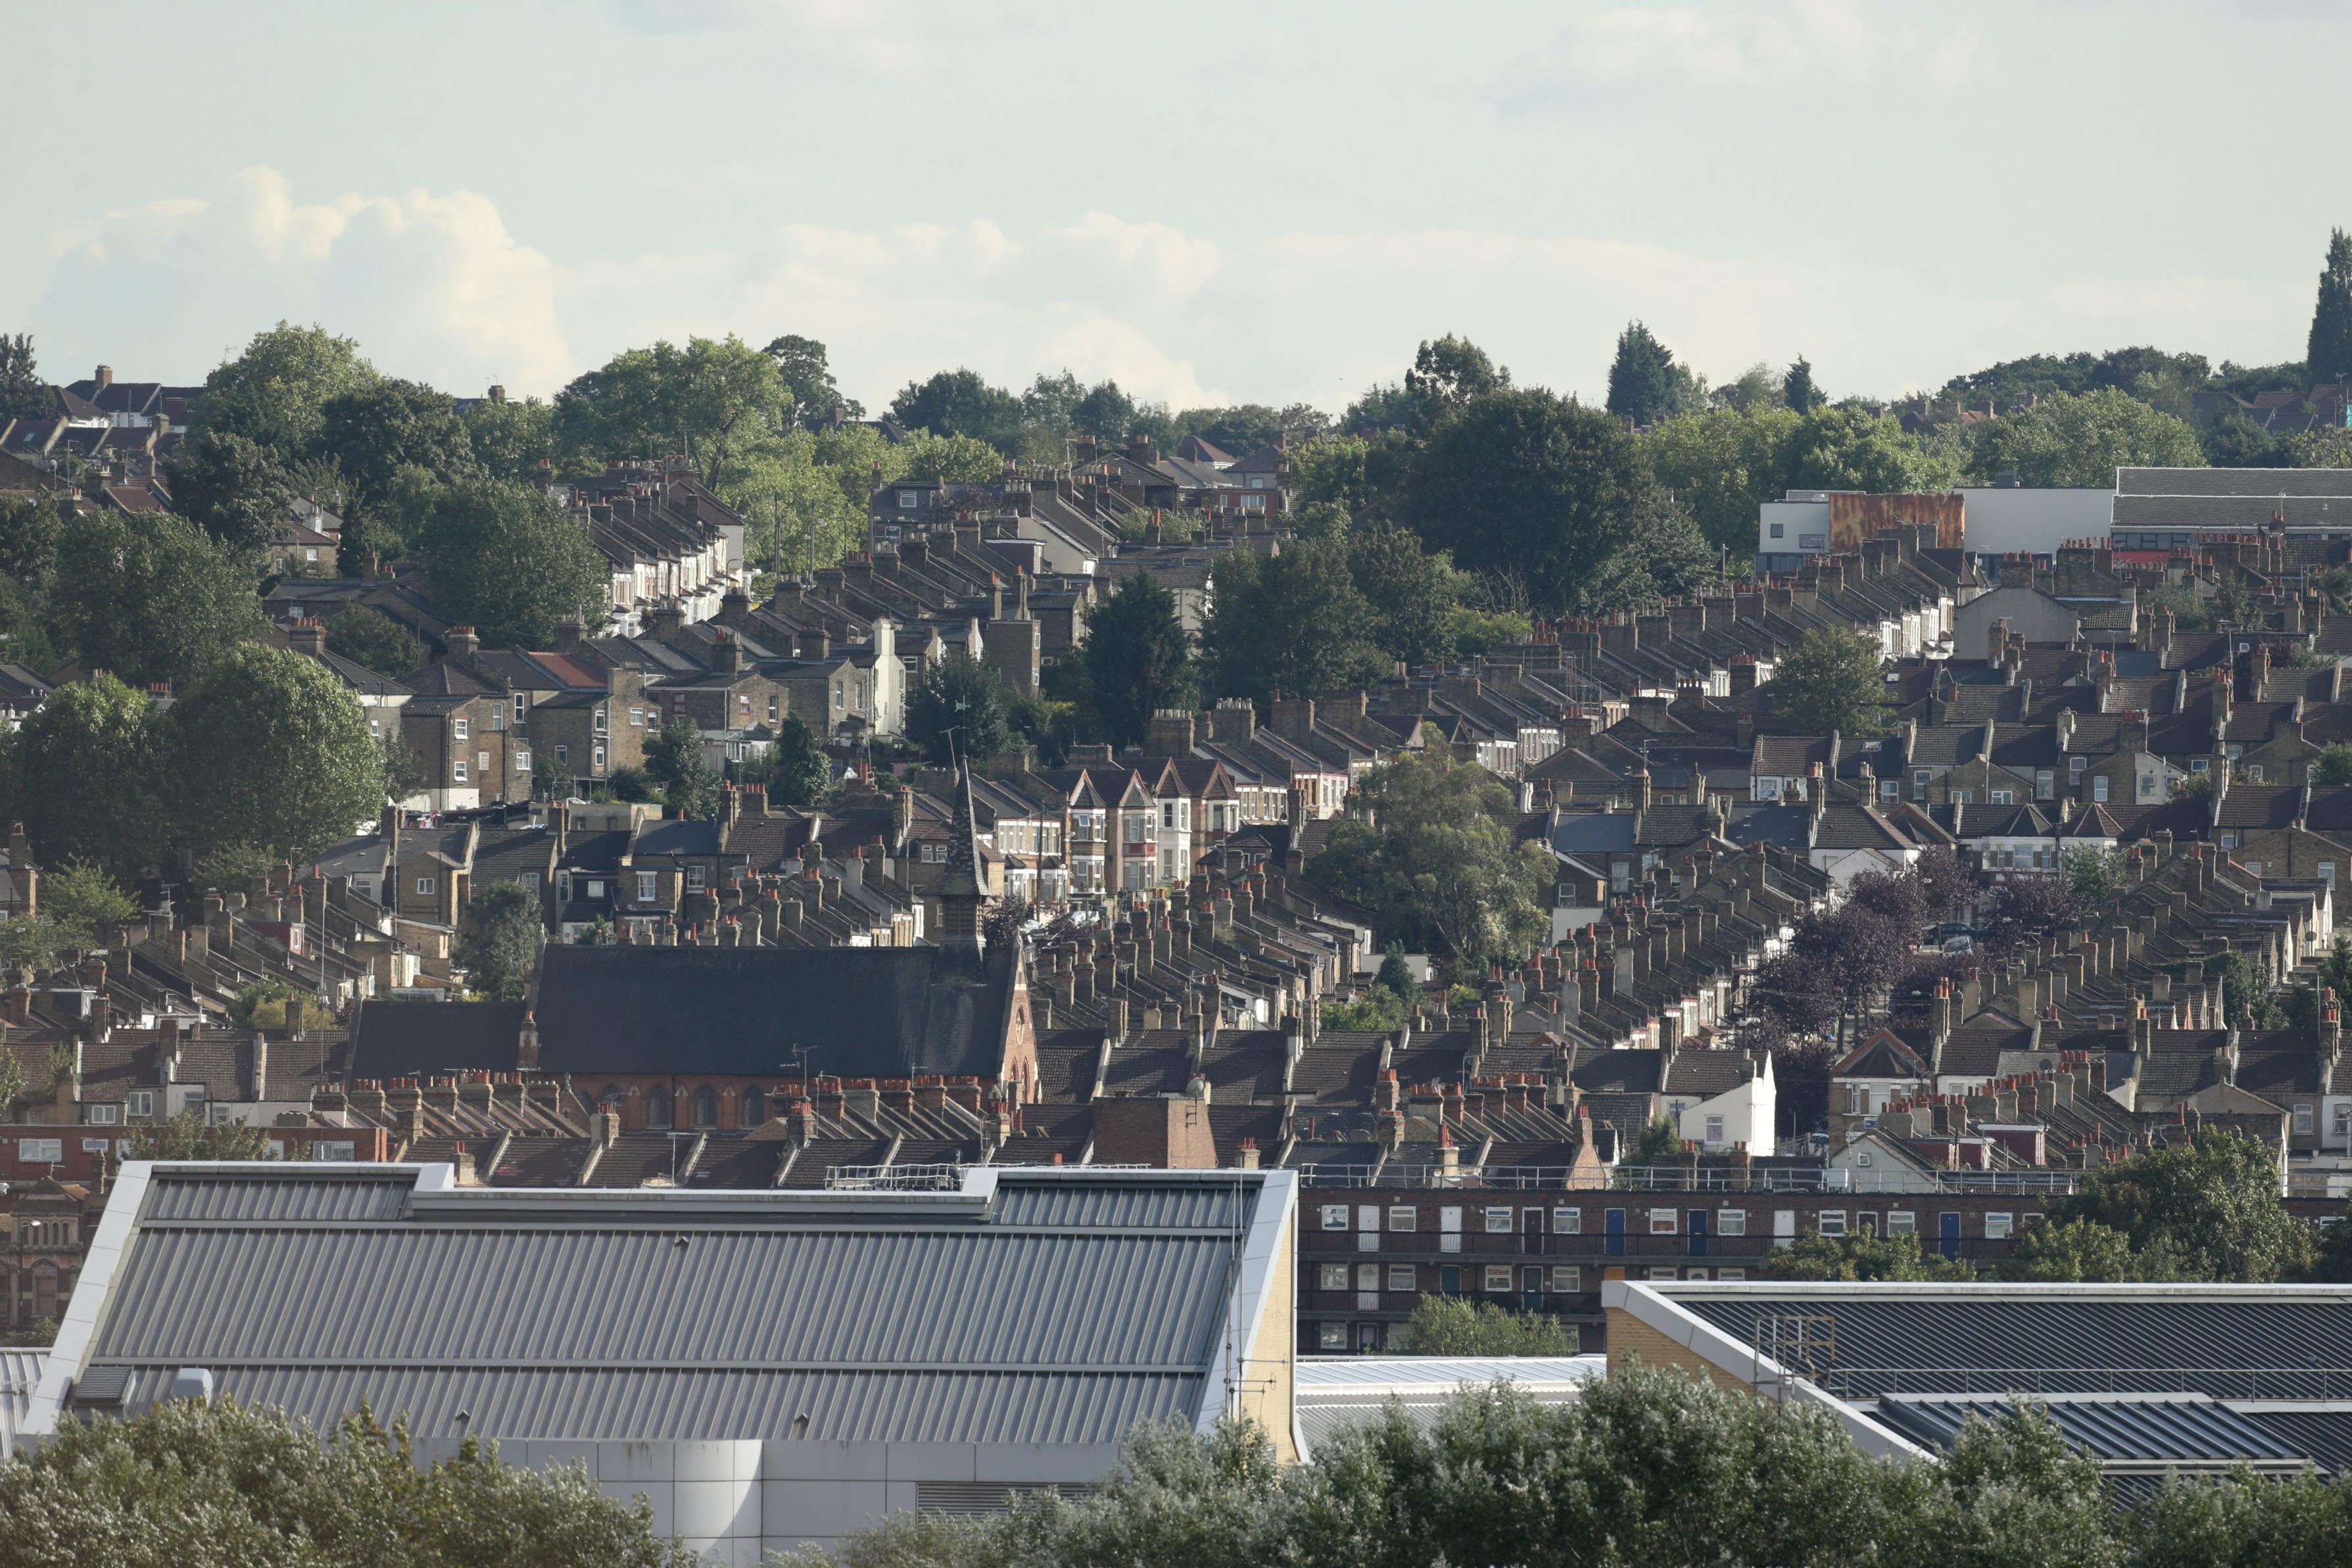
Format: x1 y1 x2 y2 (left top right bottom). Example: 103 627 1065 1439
7 1 2346 410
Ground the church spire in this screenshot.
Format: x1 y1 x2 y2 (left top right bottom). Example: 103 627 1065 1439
940 751 986 957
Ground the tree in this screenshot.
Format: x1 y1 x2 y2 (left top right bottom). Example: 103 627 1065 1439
1072 379 1140 439
897 431 1003 483
169 428 294 557
418 480 608 648
1403 334 1509 429
462 394 563 483
1782 405 1959 494
0 673 167 872
0 333 43 418
324 605 419 675
192 320 376 459
2038 1130 2314 1281
1080 573 1194 749
1310 751 1550 969
643 715 717 821
316 375 479 525
1605 320 1698 426
1573 493 1717 615
1287 435 1373 511
744 714 832 808
558 335 788 490
1973 389 2205 488
126 1108 278 1160
1766 628 1886 738
531 750 574 804
1197 538 1384 708
888 368 1024 452
2064 845 2124 908
1387 1296 1576 1356
458 881 542 1002
0 496 60 584
763 332 858 423
1173 403 1287 454
1402 389 1657 614
38 858 135 945
0 1398 690 1567
167 643 386 860
1784 355 1821 413
2005 1218 2147 1282
1769 1233 1975 1281
2203 412 2295 469
905 652 1012 767
48 511 266 687
2310 227 2352 383
1347 525 1460 667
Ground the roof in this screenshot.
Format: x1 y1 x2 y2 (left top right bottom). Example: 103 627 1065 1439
39 1162 1296 1448
348 999 527 1079
1293 1355 1605 1456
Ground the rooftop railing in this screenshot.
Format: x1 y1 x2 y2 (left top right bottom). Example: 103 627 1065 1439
1291 1162 2080 1196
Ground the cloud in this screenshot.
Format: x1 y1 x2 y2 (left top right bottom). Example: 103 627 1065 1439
27 168 2314 417
1523 0 1994 102
596 0 969 77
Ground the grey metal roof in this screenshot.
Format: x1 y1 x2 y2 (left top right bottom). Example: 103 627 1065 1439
1874 1394 2309 1468
1294 1356 1603 1456
72 1164 1289 1446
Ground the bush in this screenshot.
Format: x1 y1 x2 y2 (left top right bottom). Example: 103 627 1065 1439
1387 1295 1577 1356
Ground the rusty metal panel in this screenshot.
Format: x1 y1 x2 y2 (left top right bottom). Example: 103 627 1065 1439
1827 493 1964 552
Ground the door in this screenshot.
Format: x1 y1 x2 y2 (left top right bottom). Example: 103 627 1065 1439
1687 1209 1709 1258
1524 1207 1545 1254
1604 1208 1627 1256
1356 1322 1381 1354
1938 1212 1961 1259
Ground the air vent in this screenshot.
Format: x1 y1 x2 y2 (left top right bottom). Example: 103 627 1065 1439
913 1481 1093 1515
73 1366 132 1406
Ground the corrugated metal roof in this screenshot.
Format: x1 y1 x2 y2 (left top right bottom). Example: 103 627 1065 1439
2236 1409 2352 1472
142 1172 416 1223
1875 1395 2306 1465
82 1167 1282 1446
1297 1356 1605 1390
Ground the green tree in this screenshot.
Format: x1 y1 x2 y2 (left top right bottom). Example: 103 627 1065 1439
0 496 61 583
1785 355 1821 413
1072 379 1141 439
1574 492 1718 615
168 643 386 859
531 750 574 804
1347 525 1460 667
0 673 167 872
1173 403 1289 454
1403 334 1510 429
558 335 788 490
896 430 1004 483
2005 1218 2148 1282
1080 573 1194 749
48 511 266 687
2038 1129 2313 1281
1769 1233 1975 1281
323 605 418 675
458 881 542 1002
888 368 1024 452
1322 987 1408 1031
905 652 1012 767
2065 845 2124 907
1403 389 1657 614
170 428 294 557
1643 404 1802 554
0 1398 690 1567
2203 412 2295 469
763 332 858 423
644 715 717 820
126 1109 277 1160
2311 742 2352 787
2207 948 2285 1030
1605 320 1698 426
0 333 43 418
1766 628 1887 738
1783 404 1960 494
1387 1296 1577 1356
2309 226 2352 383
1973 388 2206 487
461 394 562 483
192 320 377 458
1287 435 1372 511
743 714 833 808
0 916 70 980
316 376 479 526
1310 751 1549 968
1198 539 1384 708
418 480 608 648
38 858 135 945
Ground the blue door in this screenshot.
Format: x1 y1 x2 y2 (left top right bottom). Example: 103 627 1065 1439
1604 1209 1627 1256
1687 1209 1709 1257
1938 1212 1961 1259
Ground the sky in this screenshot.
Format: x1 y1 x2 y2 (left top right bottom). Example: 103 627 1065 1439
5 1 2346 414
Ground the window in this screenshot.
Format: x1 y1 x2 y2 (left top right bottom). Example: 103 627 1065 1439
1769 522 1784 539
2245 861 2263 876
1716 1270 1744 1282
1552 1206 1582 1234
1913 769 1931 801
645 1087 673 1128
768 696 779 722
127 1091 154 1118
585 879 605 899
1322 1204 1350 1230
477 749 490 775
1550 1266 1581 1293
1355 1264 1379 1292
593 746 606 770
1648 1267 1679 1281
1704 1114 1725 1145
686 867 706 891
2226 743 2244 761
2192 757 2209 773
1387 1206 1417 1231
595 707 609 734
416 876 436 896
692 1086 718 1128
1484 1206 1513 1233
452 758 468 783
2247 765 2265 782
490 707 505 730
18 1139 60 1162
1318 1264 1350 1290
1990 790 2013 805
2093 776 2109 803
2036 771 2054 799
898 490 918 508
1886 1210 1917 1235
1817 1210 1848 1237
1984 1212 2014 1240
2141 772 2157 797
742 1089 766 1128
1318 1323 1347 1350
513 696 527 725
1649 1208 1678 1235
87 1103 120 1126
555 745 568 765
2069 755 2085 782
2324 863 2338 884
454 717 470 740
1483 1266 1514 1293
2220 832 2239 849
515 749 531 771
2295 1104 2315 1135
1387 1265 1416 1293
631 707 645 727
1717 1208 1747 1236
637 872 658 902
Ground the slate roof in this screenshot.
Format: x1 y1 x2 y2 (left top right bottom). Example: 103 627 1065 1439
349 1000 527 1078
